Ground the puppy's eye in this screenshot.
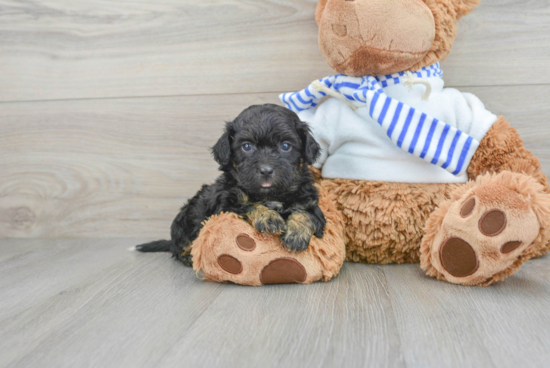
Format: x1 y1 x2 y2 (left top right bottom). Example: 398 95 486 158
281 142 292 152
242 143 254 152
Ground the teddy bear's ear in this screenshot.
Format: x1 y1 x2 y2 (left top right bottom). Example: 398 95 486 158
315 0 329 25
453 0 481 19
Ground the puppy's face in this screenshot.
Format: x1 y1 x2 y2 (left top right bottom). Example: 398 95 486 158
212 104 320 198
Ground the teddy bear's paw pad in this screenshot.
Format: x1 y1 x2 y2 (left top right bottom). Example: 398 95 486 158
217 254 243 275
460 197 476 217
478 209 506 236
501 241 523 254
260 258 307 285
431 183 541 285
439 238 479 278
235 233 256 251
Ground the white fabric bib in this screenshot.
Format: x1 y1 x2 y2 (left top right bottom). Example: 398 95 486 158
280 64 497 183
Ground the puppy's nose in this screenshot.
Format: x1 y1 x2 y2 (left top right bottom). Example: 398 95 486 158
260 166 274 176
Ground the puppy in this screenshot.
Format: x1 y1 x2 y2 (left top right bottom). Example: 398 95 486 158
135 104 326 266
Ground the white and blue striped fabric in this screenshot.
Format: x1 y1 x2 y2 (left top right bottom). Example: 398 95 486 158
279 63 478 177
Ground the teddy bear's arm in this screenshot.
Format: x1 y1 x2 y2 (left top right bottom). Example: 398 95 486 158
467 116 549 191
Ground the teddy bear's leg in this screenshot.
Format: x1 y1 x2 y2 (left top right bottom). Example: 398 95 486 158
190 183 346 286
421 117 550 286
467 117 550 257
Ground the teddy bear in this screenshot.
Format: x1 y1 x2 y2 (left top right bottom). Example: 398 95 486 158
191 0 550 287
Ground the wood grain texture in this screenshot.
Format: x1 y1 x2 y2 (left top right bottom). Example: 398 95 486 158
442 0 550 87
384 260 550 368
0 239 549 368
0 0 329 102
1 86 550 238
0 92 279 238
0 0 549 102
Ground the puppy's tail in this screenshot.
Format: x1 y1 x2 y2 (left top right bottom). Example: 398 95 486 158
133 240 172 253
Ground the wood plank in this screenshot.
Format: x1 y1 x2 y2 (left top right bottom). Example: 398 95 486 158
0 238 176 323
0 239 401 368
442 0 550 88
383 256 550 368
1 85 549 238
1 0 549 102
0 239 224 368
157 263 405 368
1 239 548 368
0 0 330 102
463 85 550 163
0 92 281 238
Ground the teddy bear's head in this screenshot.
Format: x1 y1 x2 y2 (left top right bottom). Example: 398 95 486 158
316 0 480 77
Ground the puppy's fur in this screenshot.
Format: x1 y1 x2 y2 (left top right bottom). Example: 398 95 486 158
136 104 326 266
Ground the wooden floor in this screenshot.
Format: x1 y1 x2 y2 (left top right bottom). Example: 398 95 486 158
1 239 549 368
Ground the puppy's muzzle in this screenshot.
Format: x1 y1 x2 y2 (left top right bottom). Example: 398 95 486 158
260 166 274 176
260 165 274 188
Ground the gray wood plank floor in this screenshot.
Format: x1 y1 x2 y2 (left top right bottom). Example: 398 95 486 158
1 239 549 368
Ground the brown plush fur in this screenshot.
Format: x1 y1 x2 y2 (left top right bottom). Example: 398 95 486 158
192 182 346 286
318 177 459 264
467 116 549 191
409 0 465 72
318 118 550 276
453 0 482 18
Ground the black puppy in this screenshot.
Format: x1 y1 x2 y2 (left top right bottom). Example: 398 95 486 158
135 104 326 266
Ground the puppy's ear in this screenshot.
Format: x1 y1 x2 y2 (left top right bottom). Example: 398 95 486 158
297 121 321 165
212 123 233 169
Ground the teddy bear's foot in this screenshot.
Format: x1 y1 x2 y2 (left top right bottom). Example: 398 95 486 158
190 211 345 286
421 172 550 286
216 233 307 285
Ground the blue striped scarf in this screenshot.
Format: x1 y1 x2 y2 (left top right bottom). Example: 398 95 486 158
279 63 478 177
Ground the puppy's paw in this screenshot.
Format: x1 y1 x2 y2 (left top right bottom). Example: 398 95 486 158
247 205 286 234
179 253 193 267
281 231 310 252
255 211 286 234
281 212 314 252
